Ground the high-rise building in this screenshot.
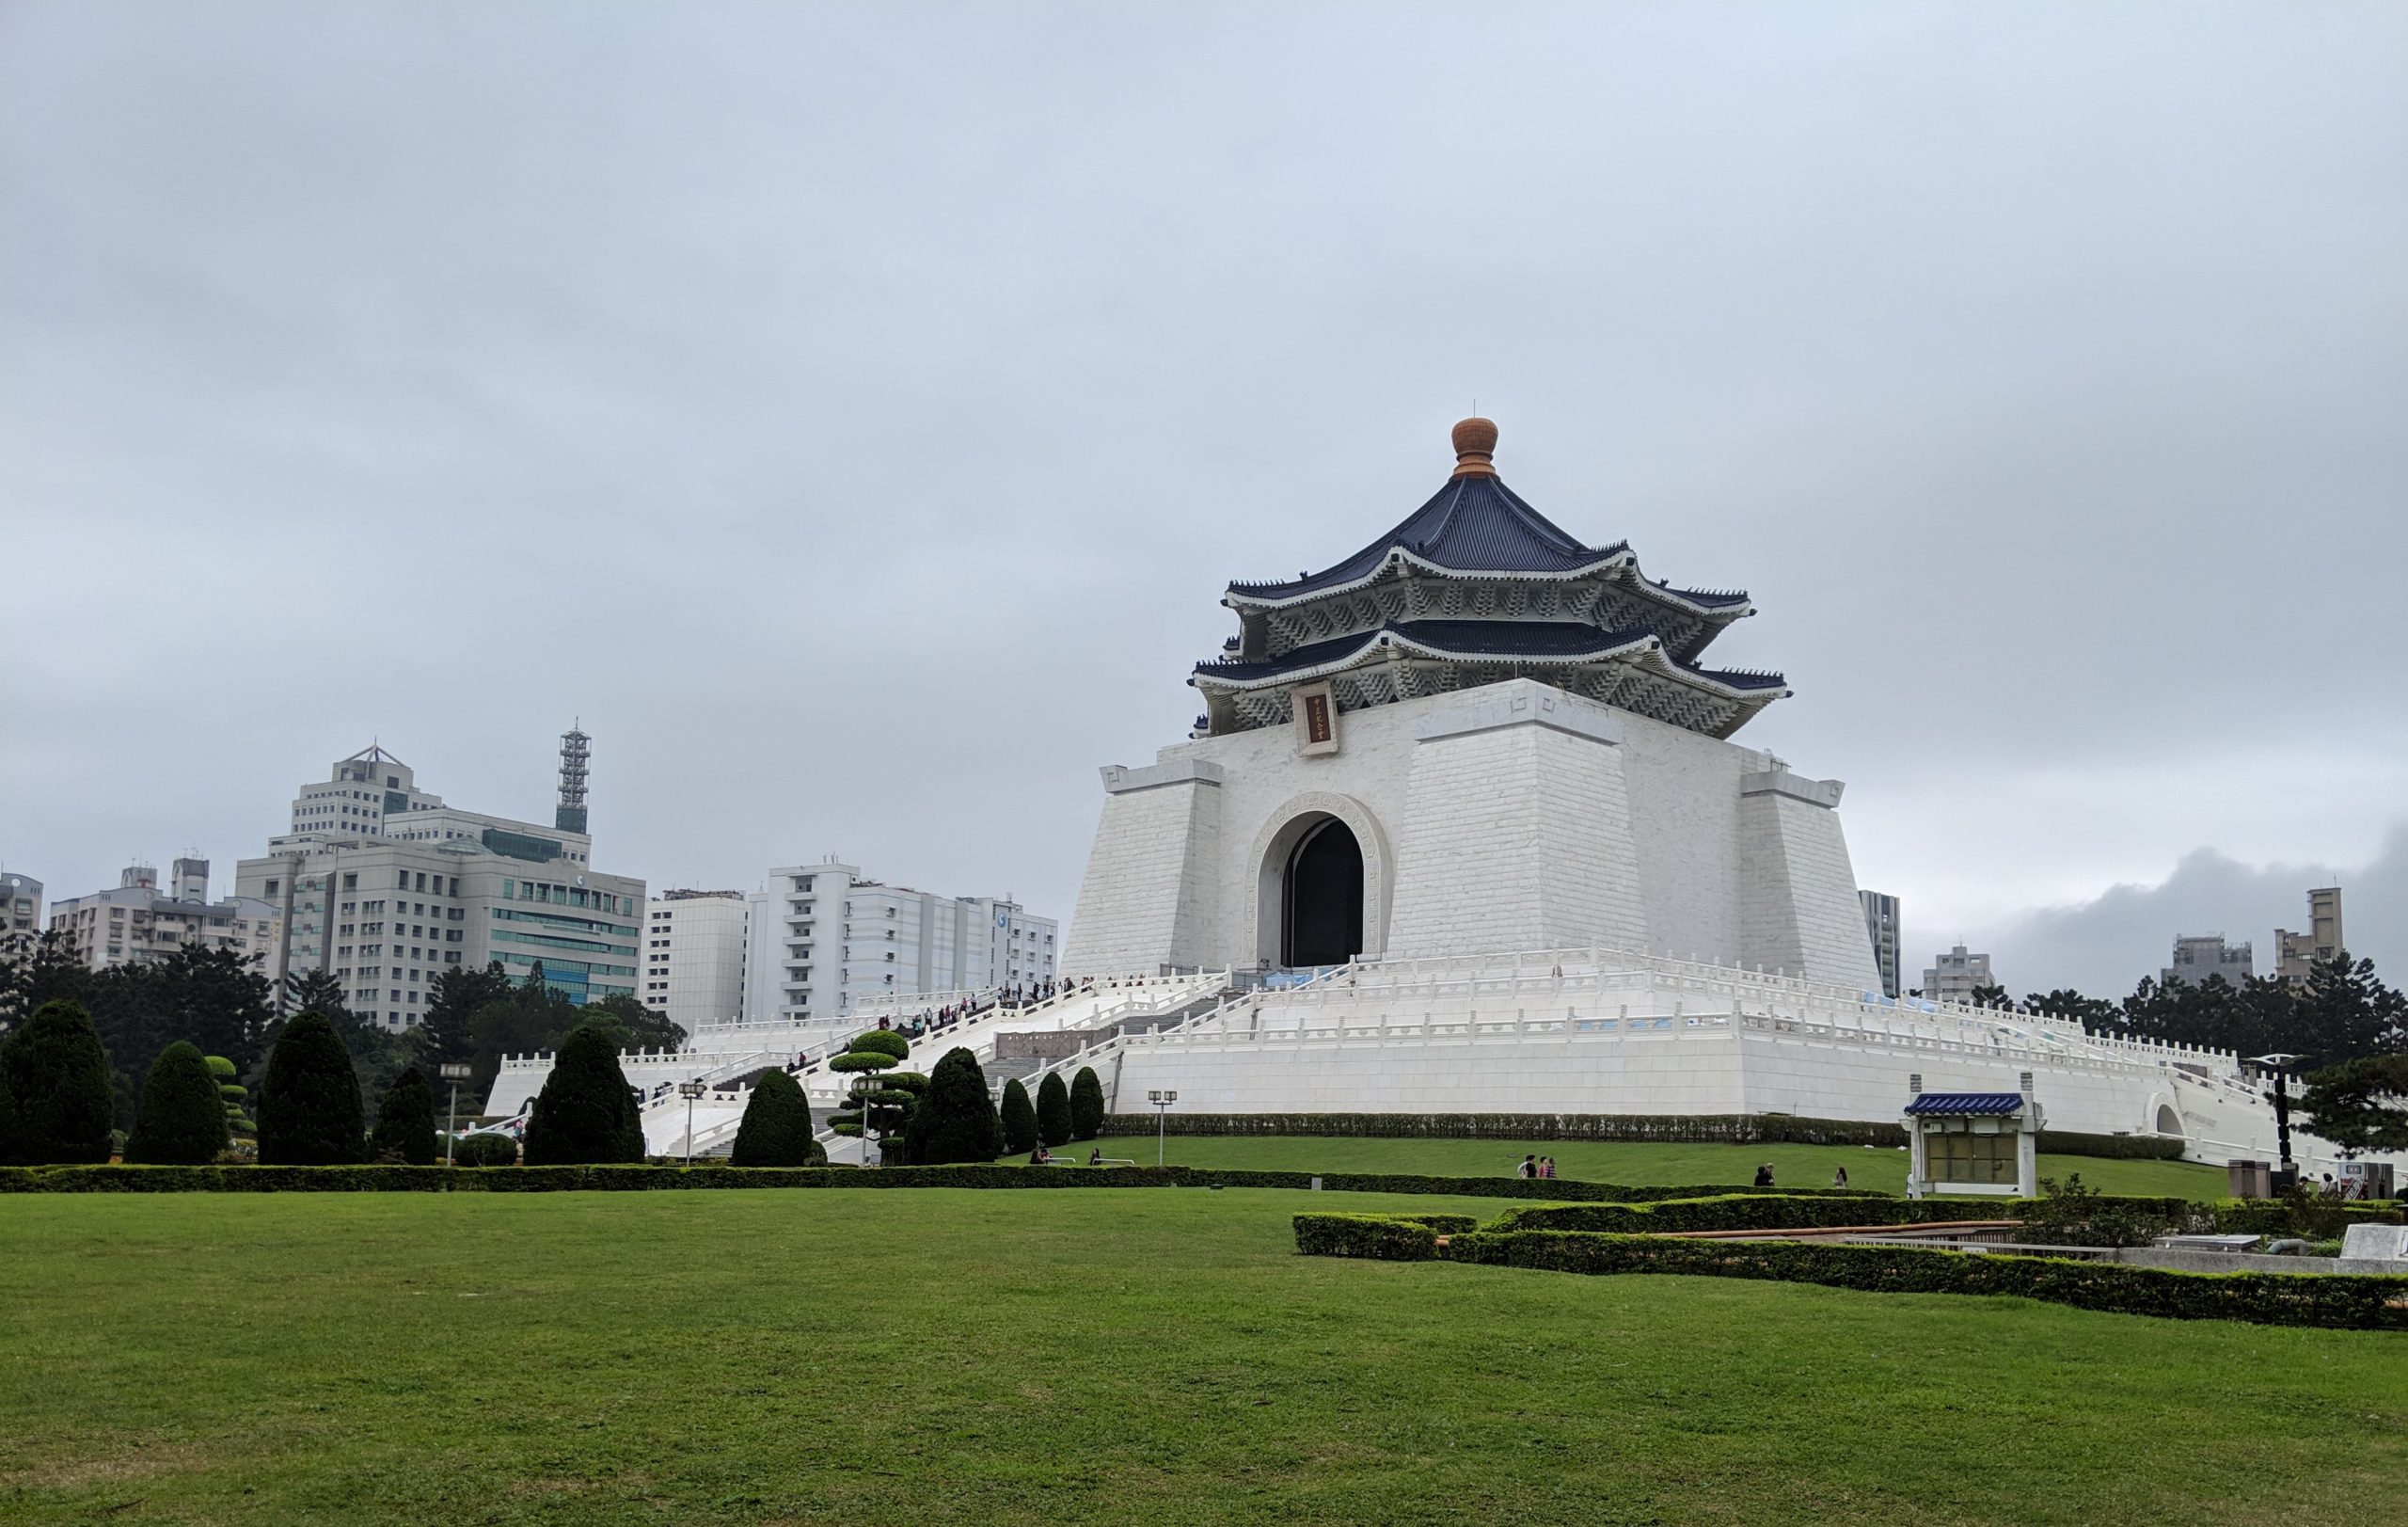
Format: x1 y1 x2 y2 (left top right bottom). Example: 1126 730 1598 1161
639 890 750 1034
2274 886 2344 986
1918 944 1998 1004
745 859 1058 1023
236 732 643 1028
2162 933 2252 988
0 869 42 956
45 859 281 972
1859 890 1901 999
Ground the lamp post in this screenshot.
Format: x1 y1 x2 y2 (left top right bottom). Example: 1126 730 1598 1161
1148 1089 1179 1167
2250 1053 2305 1184
438 1061 472 1167
677 1079 706 1166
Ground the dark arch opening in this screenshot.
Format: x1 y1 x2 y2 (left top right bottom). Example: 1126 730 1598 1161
1282 817 1364 968
2155 1104 2180 1136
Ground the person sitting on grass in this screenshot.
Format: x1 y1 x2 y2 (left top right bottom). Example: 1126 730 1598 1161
1832 1166 1848 1189
1752 1163 1775 1187
1515 1154 1536 1179
1088 1148 1102 1166
1030 1146 1054 1166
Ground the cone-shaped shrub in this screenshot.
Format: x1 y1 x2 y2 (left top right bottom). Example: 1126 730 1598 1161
256 1010 364 1165
523 1025 644 1165
908 1047 1001 1165
370 1067 438 1165
730 1069 820 1167
1036 1071 1072 1149
126 1041 230 1165
999 1077 1038 1155
3 999 117 1164
0 1058 18 1165
1069 1065 1105 1141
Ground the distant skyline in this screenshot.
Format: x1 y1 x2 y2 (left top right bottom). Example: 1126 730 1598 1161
4 4 2402 1000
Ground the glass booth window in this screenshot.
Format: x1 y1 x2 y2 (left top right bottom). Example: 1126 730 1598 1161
1926 1128 2016 1185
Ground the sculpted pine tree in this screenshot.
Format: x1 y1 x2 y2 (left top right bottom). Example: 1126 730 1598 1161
1069 1066 1105 1141
126 1041 230 1165
256 1011 365 1166
730 1069 821 1167
522 1025 644 1166
1036 1072 1073 1150
908 1047 1002 1166
999 1078 1038 1155
370 1066 439 1165
2 999 117 1164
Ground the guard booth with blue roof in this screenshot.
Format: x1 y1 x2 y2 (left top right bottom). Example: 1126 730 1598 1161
1903 1074 2042 1200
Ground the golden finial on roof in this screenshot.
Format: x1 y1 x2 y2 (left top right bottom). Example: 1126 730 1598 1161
1450 416 1497 477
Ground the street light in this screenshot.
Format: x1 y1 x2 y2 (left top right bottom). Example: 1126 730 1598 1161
438 1061 472 1167
1148 1089 1179 1167
2250 1053 2305 1182
677 1079 707 1166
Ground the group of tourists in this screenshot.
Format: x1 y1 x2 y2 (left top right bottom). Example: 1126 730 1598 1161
1513 1154 1559 1179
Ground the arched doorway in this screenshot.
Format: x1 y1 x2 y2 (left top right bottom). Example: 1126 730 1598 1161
2155 1104 2181 1136
1283 817 1364 967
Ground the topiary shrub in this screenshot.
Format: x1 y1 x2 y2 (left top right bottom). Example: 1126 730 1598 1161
454 1132 519 1167
256 1011 365 1166
909 1048 1002 1166
849 1029 911 1063
1069 1066 1104 1141
523 1025 645 1166
1 999 116 1165
999 1078 1038 1155
370 1067 438 1166
205 1055 253 1136
1036 1072 1072 1149
731 1070 821 1168
827 1035 912 1161
126 1042 231 1165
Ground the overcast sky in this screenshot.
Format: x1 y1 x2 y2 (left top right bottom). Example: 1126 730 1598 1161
4 3 2401 997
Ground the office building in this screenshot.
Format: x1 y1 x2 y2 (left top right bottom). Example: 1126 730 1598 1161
2275 886 2345 986
641 890 750 1034
2162 934 2253 989
1859 890 1901 999
235 733 643 1028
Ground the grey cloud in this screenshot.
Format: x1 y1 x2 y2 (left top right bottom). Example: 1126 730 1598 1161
1 4 2402 974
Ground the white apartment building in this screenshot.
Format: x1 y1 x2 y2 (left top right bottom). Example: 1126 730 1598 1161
1919 944 1999 1002
744 858 1058 1023
1 869 42 956
640 890 750 1033
236 739 643 1028
46 859 281 972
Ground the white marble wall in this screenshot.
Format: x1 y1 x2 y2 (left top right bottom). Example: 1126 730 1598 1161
1064 678 1880 987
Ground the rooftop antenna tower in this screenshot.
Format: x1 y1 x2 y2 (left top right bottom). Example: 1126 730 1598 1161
556 723 591 835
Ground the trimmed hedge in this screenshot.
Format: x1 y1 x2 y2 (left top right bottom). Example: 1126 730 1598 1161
1292 1214 1441 1260
1436 1230 2408 1330
2212 1200 2404 1233
1100 1111 1909 1146
0 1164 1910 1198
1494 1194 1981 1235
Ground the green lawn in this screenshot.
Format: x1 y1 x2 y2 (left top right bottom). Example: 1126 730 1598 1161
4 1189 2400 1524
1064 1134 2231 1198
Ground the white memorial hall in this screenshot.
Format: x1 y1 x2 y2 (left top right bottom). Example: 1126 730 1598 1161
499 419 2384 1174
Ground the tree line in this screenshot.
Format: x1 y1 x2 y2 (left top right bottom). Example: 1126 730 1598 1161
0 931 685 1137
